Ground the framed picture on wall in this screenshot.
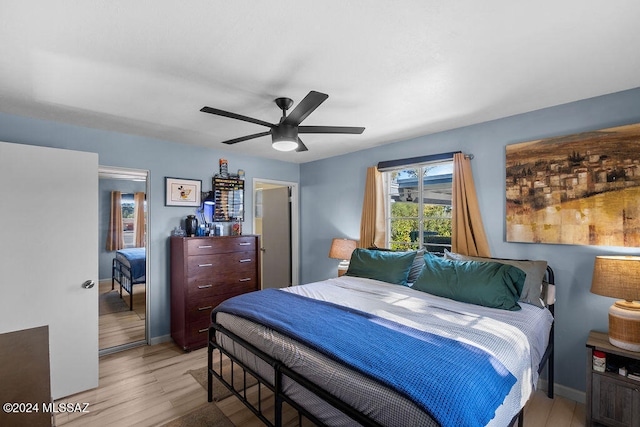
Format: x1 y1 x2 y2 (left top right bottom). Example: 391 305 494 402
505 122 640 247
165 177 202 207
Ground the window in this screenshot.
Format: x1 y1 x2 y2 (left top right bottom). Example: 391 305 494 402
121 193 146 248
382 160 453 253
121 193 136 248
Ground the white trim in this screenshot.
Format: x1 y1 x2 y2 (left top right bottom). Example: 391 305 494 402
253 178 300 286
99 165 148 181
149 335 173 346
537 379 585 404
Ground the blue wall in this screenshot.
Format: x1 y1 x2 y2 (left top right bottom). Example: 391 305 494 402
2 86 640 397
300 87 640 397
0 112 300 344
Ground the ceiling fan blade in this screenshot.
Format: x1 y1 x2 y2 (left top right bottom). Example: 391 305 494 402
296 137 308 152
298 125 365 134
201 106 274 128
221 131 271 145
282 91 328 126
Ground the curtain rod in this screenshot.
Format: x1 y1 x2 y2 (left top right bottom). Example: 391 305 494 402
377 151 474 171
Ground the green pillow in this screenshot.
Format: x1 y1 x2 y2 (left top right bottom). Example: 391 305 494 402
443 250 547 308
345 249 417 286
412 253 526 311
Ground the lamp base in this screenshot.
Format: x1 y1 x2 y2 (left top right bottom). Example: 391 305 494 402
609 302 640 352
337 260 350 277
337 260 350 270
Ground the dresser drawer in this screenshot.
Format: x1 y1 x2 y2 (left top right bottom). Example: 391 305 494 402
186 317 211 343
186 252 257 282
185 295 221 320
188 274 257 298
186 236 256 255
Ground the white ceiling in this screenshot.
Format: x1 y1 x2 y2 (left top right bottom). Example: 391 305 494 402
2 1 640 163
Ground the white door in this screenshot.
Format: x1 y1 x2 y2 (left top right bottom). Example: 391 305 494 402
261 187 291 289
0 141 98 399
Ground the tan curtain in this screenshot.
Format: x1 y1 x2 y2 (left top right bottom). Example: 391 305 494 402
106 191 124 251
359 166 386 248
451 152 491 257
133 192 145 248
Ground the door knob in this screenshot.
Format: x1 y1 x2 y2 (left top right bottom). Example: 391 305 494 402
260 247 266 252
82 280 95 289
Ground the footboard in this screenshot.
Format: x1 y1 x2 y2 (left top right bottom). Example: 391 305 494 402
208 322 552 427
111 258 141 310
208 322 384 427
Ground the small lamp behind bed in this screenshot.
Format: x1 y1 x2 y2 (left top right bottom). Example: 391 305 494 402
329 238 358 277
590 255 640 352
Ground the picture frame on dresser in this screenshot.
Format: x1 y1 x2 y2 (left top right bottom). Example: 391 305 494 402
165 177 202 207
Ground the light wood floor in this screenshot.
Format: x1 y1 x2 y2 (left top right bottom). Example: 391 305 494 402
54 342 586 427
99 279 146 350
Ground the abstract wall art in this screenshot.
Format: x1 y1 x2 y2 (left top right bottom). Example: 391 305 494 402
506 123 640 247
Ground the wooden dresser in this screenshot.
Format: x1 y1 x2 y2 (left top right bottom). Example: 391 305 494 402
170 235 260 351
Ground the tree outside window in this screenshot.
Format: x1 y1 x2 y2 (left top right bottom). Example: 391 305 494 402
383 162 453 253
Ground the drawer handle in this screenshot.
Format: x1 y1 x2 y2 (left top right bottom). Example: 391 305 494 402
198 328 208 333
239 242 251 246
198 284 213 289
198 263 213 267
198 306 213 311
239 278 252 282
239 258 252 263
198 245 213 249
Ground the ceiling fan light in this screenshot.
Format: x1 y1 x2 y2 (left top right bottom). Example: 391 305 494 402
272 139 298 151
271 125 299 151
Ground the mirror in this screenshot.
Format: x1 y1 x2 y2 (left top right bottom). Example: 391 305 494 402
98 166 149 352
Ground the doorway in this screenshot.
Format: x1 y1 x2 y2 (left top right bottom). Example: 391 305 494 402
253 179 299 288
98 166 149 354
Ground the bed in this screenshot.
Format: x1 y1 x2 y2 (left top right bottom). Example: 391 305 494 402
207 250 555 427
111 247 146 310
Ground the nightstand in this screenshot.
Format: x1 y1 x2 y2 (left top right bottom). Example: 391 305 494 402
586 330 640 426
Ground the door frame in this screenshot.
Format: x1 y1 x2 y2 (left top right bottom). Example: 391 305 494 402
253 178 299 286
98 165 150 354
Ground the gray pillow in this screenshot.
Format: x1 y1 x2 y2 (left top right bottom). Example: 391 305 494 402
444 250 547 307
407 249 426 283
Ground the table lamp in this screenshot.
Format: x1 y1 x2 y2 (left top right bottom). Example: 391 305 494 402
590 255 640 352
328 238 358 276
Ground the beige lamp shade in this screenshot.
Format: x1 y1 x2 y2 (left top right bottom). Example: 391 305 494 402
328 238 358 261
591 255 640 302
591 255 640 352
329 238 358 276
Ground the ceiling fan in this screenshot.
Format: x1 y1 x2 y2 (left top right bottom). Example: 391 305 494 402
200 91 365 152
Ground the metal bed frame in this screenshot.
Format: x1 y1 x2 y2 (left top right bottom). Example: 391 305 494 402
111 257 145 311
207 266 555 427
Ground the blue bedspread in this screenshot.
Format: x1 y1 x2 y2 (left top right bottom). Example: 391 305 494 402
116 247 146 280
213 288 516 427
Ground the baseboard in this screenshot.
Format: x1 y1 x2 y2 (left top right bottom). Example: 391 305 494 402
149 334 172 346
537 379 585 404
